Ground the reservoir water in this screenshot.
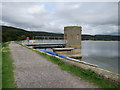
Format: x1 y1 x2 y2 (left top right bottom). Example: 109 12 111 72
81 41 119 74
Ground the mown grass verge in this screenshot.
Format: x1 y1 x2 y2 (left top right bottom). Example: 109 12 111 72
17 43 119 88
2 42 17 88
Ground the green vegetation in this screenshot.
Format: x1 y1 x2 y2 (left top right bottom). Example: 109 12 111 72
2 25 63 43
2 26 33 42
2 42 17 88
18 43 119 88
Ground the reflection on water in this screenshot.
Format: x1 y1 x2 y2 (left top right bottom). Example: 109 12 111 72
81 41 119 74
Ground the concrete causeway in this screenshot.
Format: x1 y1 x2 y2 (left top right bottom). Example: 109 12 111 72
9 43 98 88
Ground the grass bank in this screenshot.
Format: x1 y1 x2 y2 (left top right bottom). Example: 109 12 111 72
2 42 17 88
17 43 119 88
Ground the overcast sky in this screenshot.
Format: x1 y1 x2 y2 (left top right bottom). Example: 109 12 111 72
1 2 118 35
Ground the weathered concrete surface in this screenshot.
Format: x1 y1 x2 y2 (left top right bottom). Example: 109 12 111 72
53 48 82 59
64 26 82 48
9 43 98 88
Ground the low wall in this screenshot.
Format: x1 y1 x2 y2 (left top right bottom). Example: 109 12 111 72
61 58 120 85
38 50 120 85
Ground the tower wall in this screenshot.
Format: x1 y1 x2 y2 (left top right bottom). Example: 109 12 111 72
64 26 82 48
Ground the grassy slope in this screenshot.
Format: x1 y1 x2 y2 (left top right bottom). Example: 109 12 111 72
18 43 119 88
2 42 16 88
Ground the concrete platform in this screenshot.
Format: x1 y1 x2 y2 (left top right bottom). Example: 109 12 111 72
68 54 82 59
53 48 82 59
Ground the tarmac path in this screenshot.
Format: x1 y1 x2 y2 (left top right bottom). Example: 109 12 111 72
9 43 98 88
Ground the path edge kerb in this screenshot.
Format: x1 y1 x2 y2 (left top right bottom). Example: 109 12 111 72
39 51 120 85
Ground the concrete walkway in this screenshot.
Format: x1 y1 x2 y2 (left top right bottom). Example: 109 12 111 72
9 43 98 88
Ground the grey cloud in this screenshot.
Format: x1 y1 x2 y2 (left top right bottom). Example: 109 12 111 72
1 2 118 35
55 2 118 25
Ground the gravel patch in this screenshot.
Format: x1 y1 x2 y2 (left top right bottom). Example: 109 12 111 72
9 43 98 88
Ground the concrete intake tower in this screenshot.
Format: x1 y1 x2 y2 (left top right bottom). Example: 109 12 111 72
64 26 82 49
53 26 82 59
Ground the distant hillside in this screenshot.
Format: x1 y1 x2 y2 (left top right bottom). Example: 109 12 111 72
82 34 120 41
31 31 63 37
1 25 120 42
1 26 33 42
1 26 64 42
